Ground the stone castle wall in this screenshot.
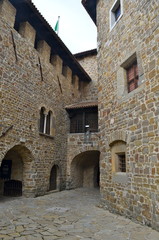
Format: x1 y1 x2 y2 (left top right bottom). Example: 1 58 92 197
66 52 99 189
76 53 98 102
97 0 159 229
0 0 98 196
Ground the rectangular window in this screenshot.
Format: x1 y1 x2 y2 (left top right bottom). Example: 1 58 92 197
117 153 126 172
126 61 138 93
110 0 123 30
69 108 98 133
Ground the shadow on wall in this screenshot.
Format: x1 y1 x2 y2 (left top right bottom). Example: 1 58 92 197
70 150 100 189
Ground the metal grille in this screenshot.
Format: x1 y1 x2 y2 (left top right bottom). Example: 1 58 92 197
118 154 126 172
3 180 22 197
70 108 98 133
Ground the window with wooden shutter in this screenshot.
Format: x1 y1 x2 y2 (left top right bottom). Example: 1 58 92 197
126 61 138 93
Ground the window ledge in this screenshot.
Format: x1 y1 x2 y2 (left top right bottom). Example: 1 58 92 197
39 132 54 139
118 82 145 102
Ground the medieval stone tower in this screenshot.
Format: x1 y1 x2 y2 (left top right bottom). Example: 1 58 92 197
83 0 159 231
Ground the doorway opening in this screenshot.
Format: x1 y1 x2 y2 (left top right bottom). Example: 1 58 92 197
70 150 100 189
49 165 60 191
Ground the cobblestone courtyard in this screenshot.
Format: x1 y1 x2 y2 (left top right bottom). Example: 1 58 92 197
0 188 159 240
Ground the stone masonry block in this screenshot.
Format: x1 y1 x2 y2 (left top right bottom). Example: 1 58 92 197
64 66 72 80
50 54 62 73
19 22 36 46
37 40 51 63
0 0 16 27
73 75 79 90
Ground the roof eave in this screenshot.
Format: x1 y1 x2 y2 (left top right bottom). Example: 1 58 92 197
9 0 91 82
82 0 97 25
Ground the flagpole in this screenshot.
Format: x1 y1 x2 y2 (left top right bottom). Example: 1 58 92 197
57 16 60 35
54 16 60 35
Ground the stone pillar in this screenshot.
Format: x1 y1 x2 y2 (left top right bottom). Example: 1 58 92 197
19 22 36 46
0 0 16 27
37 40 51 63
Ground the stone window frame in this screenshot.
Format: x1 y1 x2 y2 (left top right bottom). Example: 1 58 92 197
110 140 128 184
111 141 126 173
39 107 55 137
110 0 123 31
117 52 144 99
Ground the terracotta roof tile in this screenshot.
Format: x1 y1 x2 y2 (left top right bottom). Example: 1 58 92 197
65 101 98 110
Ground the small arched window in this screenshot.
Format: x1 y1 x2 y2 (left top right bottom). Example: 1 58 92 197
39 107 45 133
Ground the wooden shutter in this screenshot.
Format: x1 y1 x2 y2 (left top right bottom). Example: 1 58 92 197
127 62 138 93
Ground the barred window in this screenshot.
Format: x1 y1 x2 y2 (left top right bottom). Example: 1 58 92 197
111 141 126 173
69 108 98 133
117 153 126 172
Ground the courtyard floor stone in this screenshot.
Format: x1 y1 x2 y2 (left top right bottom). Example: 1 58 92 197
0 188 159 240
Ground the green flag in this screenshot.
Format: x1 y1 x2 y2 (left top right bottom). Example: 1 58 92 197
54 16 60 34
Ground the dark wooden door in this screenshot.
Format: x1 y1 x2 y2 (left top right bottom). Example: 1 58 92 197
49 166 57 191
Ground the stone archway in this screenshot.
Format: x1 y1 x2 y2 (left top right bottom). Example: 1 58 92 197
49 165 60 191
0 145 35 197
70 151 100 189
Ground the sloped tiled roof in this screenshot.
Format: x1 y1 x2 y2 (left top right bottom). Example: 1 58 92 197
9 0 91 82
65 101 98 110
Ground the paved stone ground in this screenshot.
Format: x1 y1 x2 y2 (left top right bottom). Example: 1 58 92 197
0 188 159 240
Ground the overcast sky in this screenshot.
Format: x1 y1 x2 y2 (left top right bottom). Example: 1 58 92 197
32 0 97 54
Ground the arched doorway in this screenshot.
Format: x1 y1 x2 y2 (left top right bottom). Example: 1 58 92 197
70 151 100 189
49 165 60 191
0 145 34 197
